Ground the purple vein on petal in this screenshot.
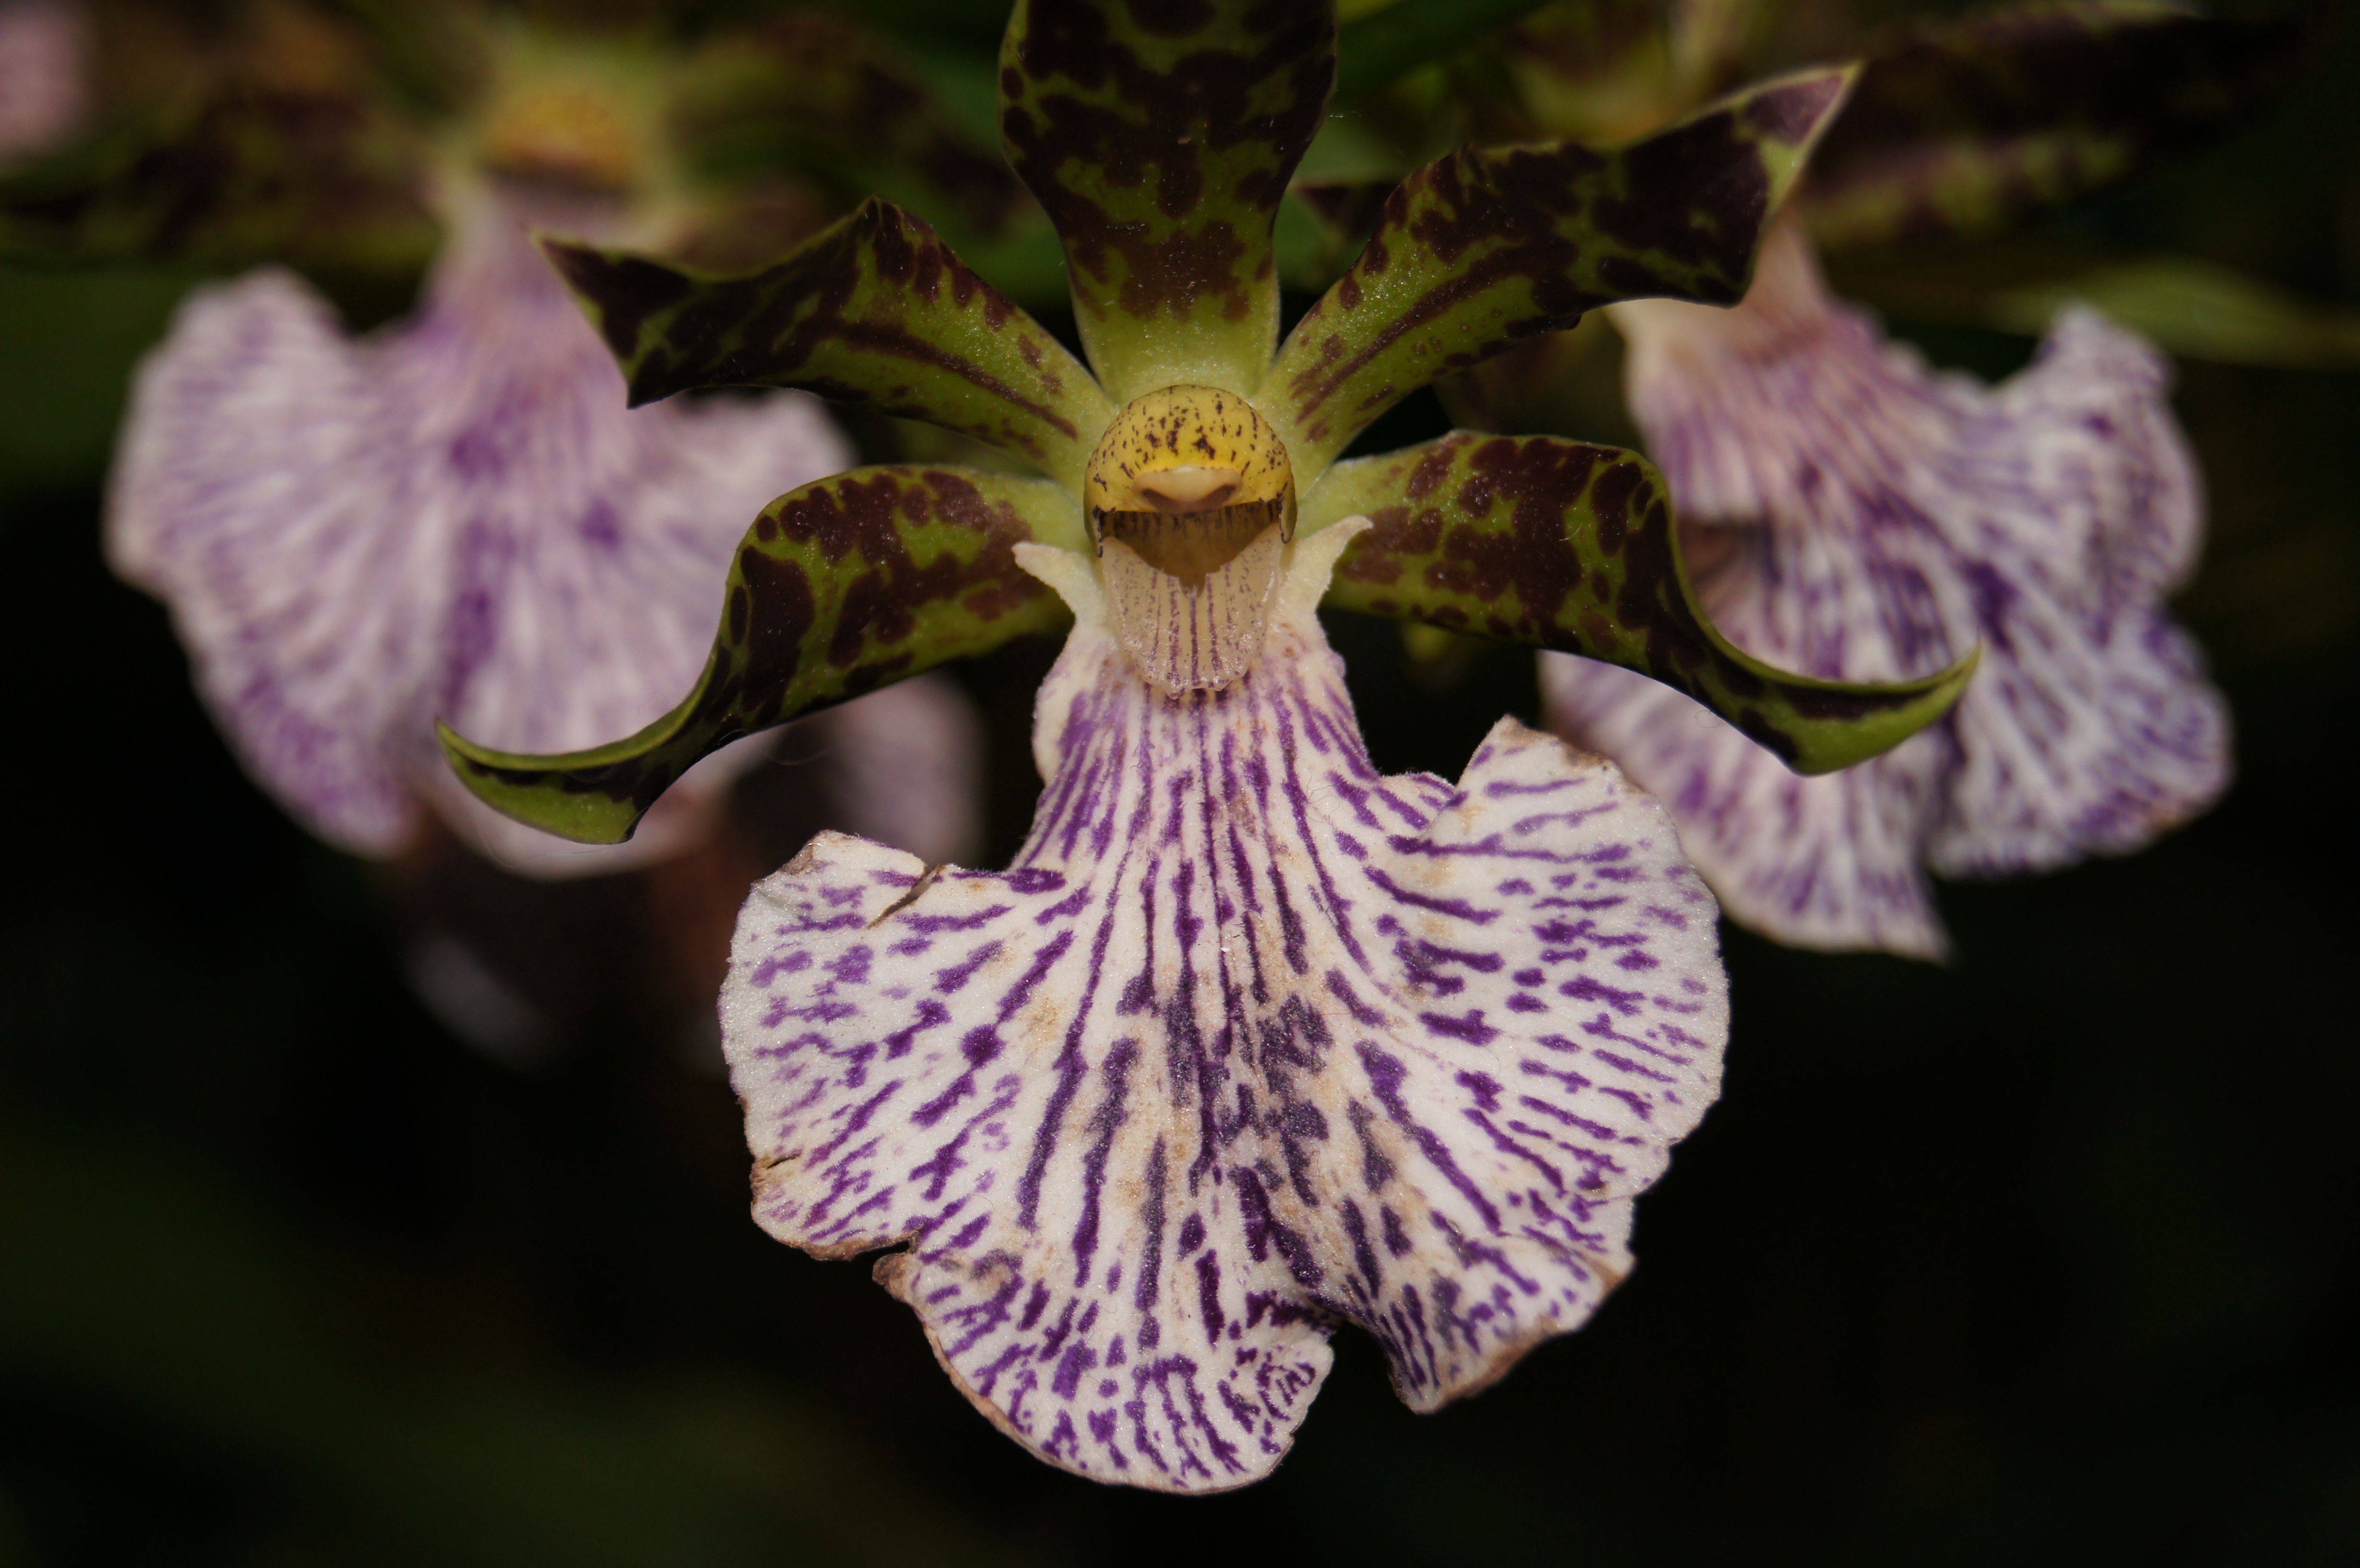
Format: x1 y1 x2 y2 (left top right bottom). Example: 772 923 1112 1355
107 185 857 874
722 536 1728 1491
1549 222 2229 957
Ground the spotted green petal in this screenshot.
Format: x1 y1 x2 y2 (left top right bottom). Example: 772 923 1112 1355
1257 67 1853 478
997 0 1335 402
542 199 1113 489
1500 0 1781 145
442 466 1084 846
0 75 435 278
664 10 1069 309
1800 0 2310 251
1301 432 1973 774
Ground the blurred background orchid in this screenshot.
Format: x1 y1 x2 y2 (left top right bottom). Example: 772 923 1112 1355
1430 0 2300 955
7 0 997 1054
3 0 2359 1559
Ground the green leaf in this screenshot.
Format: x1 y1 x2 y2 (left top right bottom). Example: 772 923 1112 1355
1332 0 1556 110
1834 244 2360 371
0 76 437 279
1256 66 1853 479
1800 0 2311 251
997 0 1337 402
1303 432 1974 774
1990 257 2360 370
442 466 1083 846
543 199 1114 489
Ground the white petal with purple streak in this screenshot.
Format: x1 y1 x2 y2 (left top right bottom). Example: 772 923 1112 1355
107 187 853 873
724 527 1727 1490
1550 658 1954 959
1549 225 2228 955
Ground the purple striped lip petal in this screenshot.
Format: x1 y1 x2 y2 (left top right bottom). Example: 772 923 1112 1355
1547 223 2229 958
723 519 1729 1491
0 0 86 164
107 185 858 876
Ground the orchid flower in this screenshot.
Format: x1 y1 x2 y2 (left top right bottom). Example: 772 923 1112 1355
111 183 853 874
443 0 1973 1488
1547 222 2226 956
1447 0 2286 956
94 24 1021 877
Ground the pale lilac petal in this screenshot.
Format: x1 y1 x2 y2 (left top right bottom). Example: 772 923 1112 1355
1547 656 1952 961
1986 306 2205 604
1924 309 2231 876
1548 225 2228 954
0 0 86 164
724 532 1726 1490
107 188 854 873
801 674 986 869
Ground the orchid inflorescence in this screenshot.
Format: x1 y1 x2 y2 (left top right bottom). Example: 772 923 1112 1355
24 0 2285 1496
434 0 1984 1490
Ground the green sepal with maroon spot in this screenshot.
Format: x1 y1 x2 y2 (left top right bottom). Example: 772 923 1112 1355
1301 432 1976 775
441 466 1086 845
0 75 436 278
997 0 1336 403
542 198 1113 490
665 10 1069 309
1800 0 2311 252
1256 66 1854 478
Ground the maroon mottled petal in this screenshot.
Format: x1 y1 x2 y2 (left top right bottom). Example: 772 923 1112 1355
998 0 1335 401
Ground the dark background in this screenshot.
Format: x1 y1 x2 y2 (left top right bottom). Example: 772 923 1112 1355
4 4 2358 1563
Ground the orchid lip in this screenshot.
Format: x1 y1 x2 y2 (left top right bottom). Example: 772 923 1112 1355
725 521 1729 1490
